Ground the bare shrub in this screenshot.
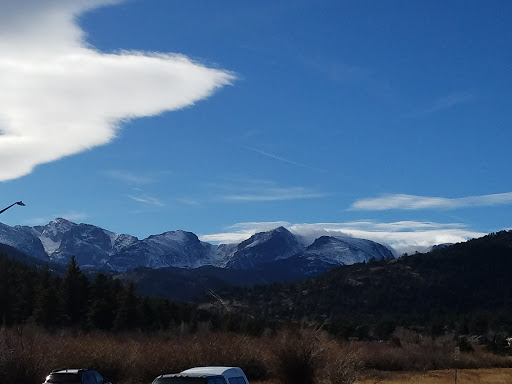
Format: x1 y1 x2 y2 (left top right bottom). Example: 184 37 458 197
392 327 422 345
322 342 363 384
269 329 326 384
358 339 455 371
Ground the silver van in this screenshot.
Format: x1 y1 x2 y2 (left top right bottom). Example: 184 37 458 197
152 367 249 384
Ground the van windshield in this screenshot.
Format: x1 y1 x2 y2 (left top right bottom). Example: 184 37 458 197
46 373 82 383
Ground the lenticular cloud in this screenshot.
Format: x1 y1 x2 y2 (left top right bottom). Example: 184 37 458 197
0 0 234 181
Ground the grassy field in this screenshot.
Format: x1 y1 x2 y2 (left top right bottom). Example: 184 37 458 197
2 326 512 384
356 368 512 384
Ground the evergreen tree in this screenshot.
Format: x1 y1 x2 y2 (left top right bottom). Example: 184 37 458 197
61 256 89 327
33 265 61 328
87 273 117 330
0 254 14 325
114 282 138 330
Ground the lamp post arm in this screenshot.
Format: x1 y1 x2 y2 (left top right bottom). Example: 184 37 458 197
0 201 25 215
0 202 17 215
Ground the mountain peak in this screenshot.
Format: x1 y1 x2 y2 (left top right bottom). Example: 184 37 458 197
37 217 76 235
226 226 304 269
52 217 74 224
303 235 394 265
271 226 290 233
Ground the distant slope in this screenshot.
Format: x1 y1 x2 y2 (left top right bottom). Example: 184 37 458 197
0 243 67 275
199 231 512 324
0 243 47 266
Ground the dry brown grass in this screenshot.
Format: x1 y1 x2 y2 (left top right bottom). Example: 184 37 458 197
355 368 512 383
1 325 511 384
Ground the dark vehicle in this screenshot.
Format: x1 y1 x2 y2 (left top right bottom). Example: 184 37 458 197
42 369 113 384
152 367 249 384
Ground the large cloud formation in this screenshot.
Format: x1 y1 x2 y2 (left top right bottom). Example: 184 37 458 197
0 0 234 181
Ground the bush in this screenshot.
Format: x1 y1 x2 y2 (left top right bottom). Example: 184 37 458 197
323 342 362 384
270 329 325 384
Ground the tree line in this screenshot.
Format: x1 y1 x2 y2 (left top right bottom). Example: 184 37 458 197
0 252 263 334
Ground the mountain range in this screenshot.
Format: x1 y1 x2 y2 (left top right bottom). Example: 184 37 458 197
0 218 394 281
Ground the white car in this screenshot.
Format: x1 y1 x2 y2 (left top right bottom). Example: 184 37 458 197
151 366 249 384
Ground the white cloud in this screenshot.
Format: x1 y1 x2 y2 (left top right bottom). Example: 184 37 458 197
24 210 87 225
0 0 234 181
199 220 485 255
241 145 326 172
200 221 290 243
128 194 164 207
57 211 88 222
104 169 167 185
224 186 327 202
351 192 512 211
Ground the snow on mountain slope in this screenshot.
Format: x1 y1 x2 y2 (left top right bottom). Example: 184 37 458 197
108 230 222 271
301 236 394 265
31 217 77 255
0 219 395 275
0 222 48 261
226 226 305 269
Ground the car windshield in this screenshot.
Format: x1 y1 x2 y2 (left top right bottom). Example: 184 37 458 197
46 373 82 383
153 377 209 384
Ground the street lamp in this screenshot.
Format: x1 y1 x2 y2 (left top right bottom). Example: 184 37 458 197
0 201 26 215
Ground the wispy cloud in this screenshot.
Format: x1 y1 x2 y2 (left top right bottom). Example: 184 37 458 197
200 221 290 244
224 186 327 202
24 211 87 225
406 91 475 117
128 194 164 207
0 0 234 182
300 55 398 102
57 211 88 222
241 145 326 172
199 220 485 255
351 192 512 211
205 178 328 203
104 170 162 185
175 197 201 206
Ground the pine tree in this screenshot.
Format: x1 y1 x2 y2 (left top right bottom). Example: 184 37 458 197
114 282 138 331
87 273 116 330
33 264 61 328
61 256 89 327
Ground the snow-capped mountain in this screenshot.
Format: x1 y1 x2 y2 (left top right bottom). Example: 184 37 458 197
0 219 395 276
302 235 394 265
28 218 139 268
226 226 305 269
110 230 218 271
289 235 394 276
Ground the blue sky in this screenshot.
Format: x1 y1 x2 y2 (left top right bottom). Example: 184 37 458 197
1 0 511 254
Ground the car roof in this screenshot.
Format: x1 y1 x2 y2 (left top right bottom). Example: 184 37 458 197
51 369 87 374
157 367 247 380
180 367 246 378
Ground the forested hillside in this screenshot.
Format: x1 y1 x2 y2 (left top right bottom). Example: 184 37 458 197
0 251 261 334
201 231 512 339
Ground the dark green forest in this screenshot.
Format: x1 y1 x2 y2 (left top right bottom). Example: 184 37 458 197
0 252 263 335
